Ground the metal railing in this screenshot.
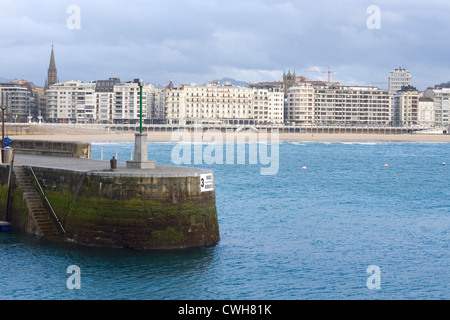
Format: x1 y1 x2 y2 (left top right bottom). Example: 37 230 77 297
97 146 134 161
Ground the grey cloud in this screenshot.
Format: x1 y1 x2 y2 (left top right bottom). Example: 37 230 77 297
1 0 450 89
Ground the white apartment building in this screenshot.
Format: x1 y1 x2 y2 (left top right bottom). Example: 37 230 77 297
418 97 435 127
96 91 115 123
423 88 450 126
388 66 412 94
46 80 153 124
285 83 315 125
112 82 149 124
252 87 284 124
45 80 96 123
165 82 254 125
77 82 96 123
313 84 391 126
0 83 32 122
146 87 165 123
392 86 419 127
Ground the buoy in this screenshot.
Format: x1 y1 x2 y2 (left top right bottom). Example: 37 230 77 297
302 166 307 170
384 164 388 167
443 162 446 166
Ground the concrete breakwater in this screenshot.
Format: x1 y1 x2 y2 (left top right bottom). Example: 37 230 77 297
10 139 91 158
0 145 220 250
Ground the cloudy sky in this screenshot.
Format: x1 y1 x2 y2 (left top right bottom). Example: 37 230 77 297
1 0 450 90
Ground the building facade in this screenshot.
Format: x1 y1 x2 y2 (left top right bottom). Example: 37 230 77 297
312 84 391 126
45 81 96 123
146 87 166 123
423 88 450 126
418 97 435 127
285 82 315 125
165 82 255 125
45 79 154 124
0 82 32 122
114 81 152 124
252 87 284 124
392 86 419 127
388 66 412 94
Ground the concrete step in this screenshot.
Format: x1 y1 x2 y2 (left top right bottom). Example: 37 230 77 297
27 204 44 208
34 215 51 220
20 185 35 189
25 196 41 201
34 216 49 220
34 214 49 218
31 211 48 216
14 166 62 238
28 205 45 209
26 198 43 203
37 223 54 228
26 202 43 207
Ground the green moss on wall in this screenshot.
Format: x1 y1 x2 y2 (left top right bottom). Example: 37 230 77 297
9 166 219 249
43 185 219 249
150 226 185 246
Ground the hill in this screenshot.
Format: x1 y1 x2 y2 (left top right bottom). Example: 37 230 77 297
212 78 249 87
435 81 450 88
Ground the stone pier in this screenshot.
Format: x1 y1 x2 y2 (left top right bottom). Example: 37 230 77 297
0 153 220 250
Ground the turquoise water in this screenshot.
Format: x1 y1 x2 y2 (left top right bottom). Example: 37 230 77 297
0 142 449 300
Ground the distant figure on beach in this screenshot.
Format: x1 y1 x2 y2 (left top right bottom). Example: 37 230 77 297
4 136 11 147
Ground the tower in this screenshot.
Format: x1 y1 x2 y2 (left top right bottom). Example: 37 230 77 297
388 65 411 95
45 45 58 90
283 70 296 96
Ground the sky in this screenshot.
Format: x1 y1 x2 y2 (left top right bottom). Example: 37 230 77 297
1 0 450 90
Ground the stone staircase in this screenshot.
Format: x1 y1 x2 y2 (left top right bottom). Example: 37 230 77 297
13 166 61 238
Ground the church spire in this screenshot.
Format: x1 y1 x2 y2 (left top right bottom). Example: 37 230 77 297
45 45 58 90
49 45 56 71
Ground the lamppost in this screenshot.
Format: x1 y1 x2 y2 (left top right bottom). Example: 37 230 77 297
1 105 7 149
139 79 143 134
125 80 156 169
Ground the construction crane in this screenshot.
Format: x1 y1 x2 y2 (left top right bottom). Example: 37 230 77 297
304 67 337 82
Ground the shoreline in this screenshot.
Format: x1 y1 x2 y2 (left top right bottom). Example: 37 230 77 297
9 131 450 144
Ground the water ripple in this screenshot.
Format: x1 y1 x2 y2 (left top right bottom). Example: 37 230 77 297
1 142 449 299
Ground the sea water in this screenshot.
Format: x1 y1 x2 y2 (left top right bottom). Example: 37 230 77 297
0 142 448 300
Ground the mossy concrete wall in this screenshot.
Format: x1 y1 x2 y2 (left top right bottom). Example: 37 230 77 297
0 165 8 221
19 166 220 250
0 165 38 234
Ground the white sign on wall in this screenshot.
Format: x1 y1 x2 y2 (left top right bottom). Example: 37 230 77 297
200 173 214 192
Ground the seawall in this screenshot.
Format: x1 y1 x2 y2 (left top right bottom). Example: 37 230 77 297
0 164 36 234
1 153 220 250
10 139 90 158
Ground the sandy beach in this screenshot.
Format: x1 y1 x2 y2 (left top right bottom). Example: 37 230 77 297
9 130 450 144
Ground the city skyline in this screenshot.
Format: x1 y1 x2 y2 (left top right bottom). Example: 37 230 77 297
1 1 450 90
